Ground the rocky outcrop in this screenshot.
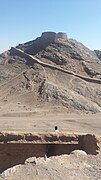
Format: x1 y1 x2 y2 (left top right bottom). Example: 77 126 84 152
10 47 101 84
16 32 100 63
69 39 99 62
82 61 101 78
94 50 101 60
38 81 101 112
16 32 68 55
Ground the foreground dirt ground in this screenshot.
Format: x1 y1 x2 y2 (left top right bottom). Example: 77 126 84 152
0 110 101 179
0 154 101 180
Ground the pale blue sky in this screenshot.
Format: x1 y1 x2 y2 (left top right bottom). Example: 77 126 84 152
0 0 101 53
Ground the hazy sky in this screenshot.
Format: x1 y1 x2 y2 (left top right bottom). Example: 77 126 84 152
0 0 101 53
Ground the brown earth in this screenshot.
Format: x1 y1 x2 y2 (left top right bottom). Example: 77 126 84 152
0 111 101 179
0 32 101 179
0 32 101 113
1 154 101 180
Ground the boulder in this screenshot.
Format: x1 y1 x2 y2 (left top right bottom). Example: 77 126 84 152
71 150 87 156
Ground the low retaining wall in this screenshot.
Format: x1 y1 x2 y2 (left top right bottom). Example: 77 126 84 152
0 132 100 173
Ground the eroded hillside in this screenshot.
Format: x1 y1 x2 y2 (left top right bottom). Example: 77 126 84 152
0 32 101 113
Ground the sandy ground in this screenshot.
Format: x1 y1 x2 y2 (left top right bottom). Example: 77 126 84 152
0 110 101 135
0 110 101 180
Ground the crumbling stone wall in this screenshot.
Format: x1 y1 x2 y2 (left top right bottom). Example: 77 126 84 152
41 32 56 44
40 32 68 45
0 132 100 173
55 32 68 42
78 134 100 155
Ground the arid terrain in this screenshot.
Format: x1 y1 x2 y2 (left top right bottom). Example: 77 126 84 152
0 111 101 180
0 32 101 113
0 111 101 135
0 32 101 179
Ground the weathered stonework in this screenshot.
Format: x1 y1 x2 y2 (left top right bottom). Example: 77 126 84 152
0 131 100 173
55 32 68 42
41 32 56 44
40 32 68 44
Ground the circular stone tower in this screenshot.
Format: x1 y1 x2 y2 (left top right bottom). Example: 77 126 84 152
56 32 67 40
40 32 68 45
41 32 56 44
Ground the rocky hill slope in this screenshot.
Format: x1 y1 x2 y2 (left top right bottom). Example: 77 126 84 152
0 32 101 113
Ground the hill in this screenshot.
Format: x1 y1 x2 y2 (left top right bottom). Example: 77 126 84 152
0 32 101 113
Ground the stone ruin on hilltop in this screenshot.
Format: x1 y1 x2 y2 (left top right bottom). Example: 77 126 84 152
40 31 68 44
